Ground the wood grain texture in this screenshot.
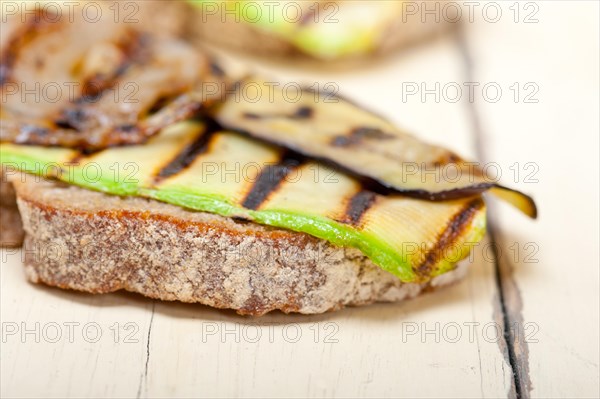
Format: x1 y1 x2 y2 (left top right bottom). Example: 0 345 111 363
461 2 600 397
1 238 512 398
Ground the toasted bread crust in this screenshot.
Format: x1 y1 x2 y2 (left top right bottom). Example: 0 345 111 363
0 205 24 247
1 167 24 247
12 176 468 315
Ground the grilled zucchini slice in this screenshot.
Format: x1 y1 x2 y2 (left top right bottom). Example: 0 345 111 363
1 121 486 282
214 78 537 218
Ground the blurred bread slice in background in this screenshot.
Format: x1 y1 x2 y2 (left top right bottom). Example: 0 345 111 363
186 0 457 60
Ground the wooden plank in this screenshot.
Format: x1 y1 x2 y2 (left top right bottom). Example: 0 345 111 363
461 2 600 397
141 245 510 399
0 248 153 398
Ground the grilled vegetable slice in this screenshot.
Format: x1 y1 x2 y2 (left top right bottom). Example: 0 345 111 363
213 78 537 218
1 121 486 282
0 4 221 150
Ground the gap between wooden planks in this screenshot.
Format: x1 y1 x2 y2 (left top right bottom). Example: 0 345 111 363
459 3 600 398
456 26 531 399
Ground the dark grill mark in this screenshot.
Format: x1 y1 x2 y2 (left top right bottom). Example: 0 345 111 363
416 198 485 277
353 127 395 139
213 120 499 201
243 113 262 120
48 32 148 134
75 31 148 104
209 61 225 77
342 190 377 225
331 127 395 147
53 108 88 131
53 120 77 130
243 106 313 121
147 96 174 115
242 156 302 210
154 121 221 181
331 136 352 147
79 78 107 103
293 106 313 119
116 124 137 133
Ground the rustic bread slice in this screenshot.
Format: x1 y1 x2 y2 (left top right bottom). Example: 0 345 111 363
11 176 468 315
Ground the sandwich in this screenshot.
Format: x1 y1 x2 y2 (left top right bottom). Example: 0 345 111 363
0 4 536 315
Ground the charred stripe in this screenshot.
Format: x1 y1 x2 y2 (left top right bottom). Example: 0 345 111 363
331 127 395 148
242 155 302 210
52 32 148 134
154 121 220 181
243 106 313 121
209 60 226 77
342 190 377 225
416 198 484 277
71 31 148 106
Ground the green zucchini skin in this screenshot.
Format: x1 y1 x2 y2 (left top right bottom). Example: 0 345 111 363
1 121 486 282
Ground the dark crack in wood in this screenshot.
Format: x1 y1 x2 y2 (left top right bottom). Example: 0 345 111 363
455 25 533 399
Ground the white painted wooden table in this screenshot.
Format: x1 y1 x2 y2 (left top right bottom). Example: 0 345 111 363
1 2 598 398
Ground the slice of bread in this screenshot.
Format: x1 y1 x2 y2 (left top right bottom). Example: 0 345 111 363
11 175 468 315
